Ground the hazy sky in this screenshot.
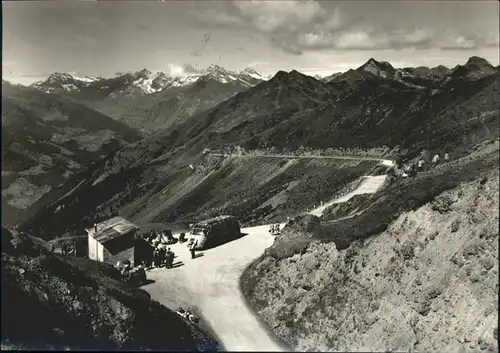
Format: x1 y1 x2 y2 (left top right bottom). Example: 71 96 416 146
3 0 499 85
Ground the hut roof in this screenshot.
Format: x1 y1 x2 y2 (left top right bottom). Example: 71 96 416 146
86 216 138 244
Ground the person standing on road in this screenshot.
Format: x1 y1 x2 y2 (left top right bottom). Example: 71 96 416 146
432 154 440 168
417 159 424 172
190 240 198 259
165 248 174 268
158 245 166 267
444 152 450 162
153 248 160 268
153 233 161 248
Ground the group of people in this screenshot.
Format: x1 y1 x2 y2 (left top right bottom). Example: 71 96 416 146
116 259 137 276
269 223 281 235
400 152 450 178
152 246 175 268
140 230 177 269
114 260 147 285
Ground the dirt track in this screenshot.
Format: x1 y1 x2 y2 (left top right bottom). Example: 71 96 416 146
209 153 395 166
308 175 387 218
143 173 389 351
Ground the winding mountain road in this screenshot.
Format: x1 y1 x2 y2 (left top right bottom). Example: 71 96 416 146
143 168 389 351
144 224 286 351
209 152 395 166
308 175 388 218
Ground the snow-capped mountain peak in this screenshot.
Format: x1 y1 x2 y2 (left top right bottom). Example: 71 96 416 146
31 72 99 93
200 64 240 84
45 72 98 84
190 65 266 86
239 67 266 81
135 68 154 79
30 65 267 97
46 72 72 83
205 64 228 75
242 68 259 75
128 69 167 94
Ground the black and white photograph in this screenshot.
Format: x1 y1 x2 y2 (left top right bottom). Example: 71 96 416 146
1 0 499 351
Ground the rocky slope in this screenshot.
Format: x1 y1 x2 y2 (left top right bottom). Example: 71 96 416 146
30 65 266 132
241 141 499 352
1 228 221 351
1 82 141 227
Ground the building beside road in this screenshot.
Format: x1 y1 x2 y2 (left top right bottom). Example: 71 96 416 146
86 216 139 266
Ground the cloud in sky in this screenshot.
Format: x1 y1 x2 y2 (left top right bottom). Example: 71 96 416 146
113 64 203 78
165 63 203 76
191 0 499 55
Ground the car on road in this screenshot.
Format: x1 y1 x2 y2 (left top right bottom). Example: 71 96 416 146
186 215 241 250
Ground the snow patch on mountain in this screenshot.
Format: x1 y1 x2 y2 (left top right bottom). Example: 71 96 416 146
69 74 98 83
61 84 78 92
132 76 161 94
169 76 200 87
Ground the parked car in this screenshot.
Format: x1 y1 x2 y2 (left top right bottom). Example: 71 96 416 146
186 215 241 250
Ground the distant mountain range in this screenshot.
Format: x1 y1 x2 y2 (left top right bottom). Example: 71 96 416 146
26 65 266 132
22 57 498 133
30 65 266 97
